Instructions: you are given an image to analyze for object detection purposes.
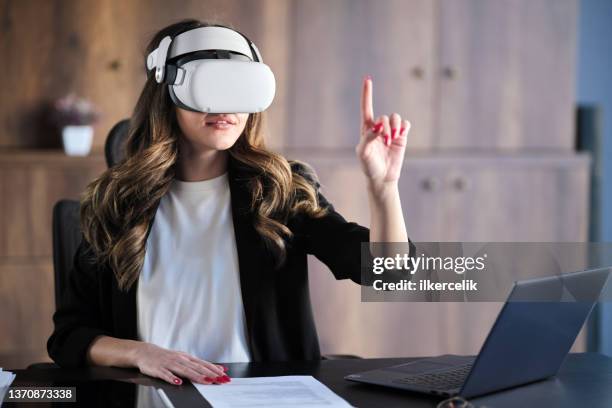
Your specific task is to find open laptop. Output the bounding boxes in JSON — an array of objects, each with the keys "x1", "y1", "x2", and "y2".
[{"x1": 345, "y1": 267, "x2": 611, "y2": 399}]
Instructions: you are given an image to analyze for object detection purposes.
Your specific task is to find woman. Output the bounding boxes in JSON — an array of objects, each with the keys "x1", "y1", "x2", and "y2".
[{"x1": 47, "y1": 19, "x2": 411, "y2": 387}]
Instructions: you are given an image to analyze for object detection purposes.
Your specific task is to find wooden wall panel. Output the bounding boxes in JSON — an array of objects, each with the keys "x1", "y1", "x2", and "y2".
[
  {"x1": 0, "y1": 152, "x2": 106, "y2": 258},
  {"x1": 0, "y1": 152, "x2": 106, "y2": 368},
  {"x1": 1, "y1": 168, "x2": 31, "y2": 257},
  {"x1": 0, "y1": 260, "x2": 54, "y2": 360}
]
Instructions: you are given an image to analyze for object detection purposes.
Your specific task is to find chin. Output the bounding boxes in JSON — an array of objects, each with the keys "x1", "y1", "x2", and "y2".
[{"x1": 211, "y1": 138, "x2": 239, "y2": 151}]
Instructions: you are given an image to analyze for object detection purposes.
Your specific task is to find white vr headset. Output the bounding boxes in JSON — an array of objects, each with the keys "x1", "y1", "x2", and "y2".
[{"x1": 146, "y1": 25, "x2": 276, "y2": 113}]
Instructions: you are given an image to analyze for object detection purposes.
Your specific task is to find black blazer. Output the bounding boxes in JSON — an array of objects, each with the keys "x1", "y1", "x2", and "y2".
[{"x1": 47, "y1": 157, "x2": 412, "y2": 367}]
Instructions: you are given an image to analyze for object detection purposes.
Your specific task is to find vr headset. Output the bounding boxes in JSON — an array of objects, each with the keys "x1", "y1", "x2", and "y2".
[{"x1": 146, "y1": 25, "x2": 276, "y2": 113}]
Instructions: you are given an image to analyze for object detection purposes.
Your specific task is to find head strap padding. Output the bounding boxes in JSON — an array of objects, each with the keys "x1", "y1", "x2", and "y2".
[{"x1": 146, "y1": 26, "x2": 260, "y2": 83}]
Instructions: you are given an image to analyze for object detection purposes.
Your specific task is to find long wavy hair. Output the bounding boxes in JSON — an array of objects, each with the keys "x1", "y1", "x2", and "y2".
[{"x1": 80, "y1": 19, "x2": 327, "y2": 291}]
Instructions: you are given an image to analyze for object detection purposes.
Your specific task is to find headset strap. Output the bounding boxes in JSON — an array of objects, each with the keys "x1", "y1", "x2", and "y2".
[{"x1": 146, "y1": 26, "x2": 261, "y2": 83}]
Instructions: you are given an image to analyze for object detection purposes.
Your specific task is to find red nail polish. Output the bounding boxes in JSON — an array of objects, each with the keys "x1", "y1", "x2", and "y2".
[
  {"x1": 204, "y1": 377, "x2": 214, "y2": 382},
  {"x1": 222, "y1": 375, "x2": 231, "y2": 381},
  {"x1": 400, "y1": 127, "x2": 406, "y2": 134},
  {"x1": 372, "y1": 123, "x2": 383, "y2": 132},
  {"x1": 174, "y1": 378, "x2": 181, "y2": 385},
  {"x1": 223, "y1": 366, "x2": 228, "y2": 371},
  {"x1": 391, "y1": 128, "x2": 397, "y2": 139}
]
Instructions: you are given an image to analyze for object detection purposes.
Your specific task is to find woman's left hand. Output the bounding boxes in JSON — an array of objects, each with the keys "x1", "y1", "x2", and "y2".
[{"x1": 355, "y1": 76, "x2": 410, "y2": 192}]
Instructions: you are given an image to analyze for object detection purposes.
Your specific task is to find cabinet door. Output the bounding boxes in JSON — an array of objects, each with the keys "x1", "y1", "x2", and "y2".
[
  {"x1": 440, "y1": 155, "x2": 589, "y2": 241},
  {"x1": 287, "y1": 0, "x2": 435, "y2": 150},
  {"x1": 436, "y1": 0, "x2": 577, "y2": 150},
  {"x1": 401, "y1": 160, "x2": 450, "y2": 240}
]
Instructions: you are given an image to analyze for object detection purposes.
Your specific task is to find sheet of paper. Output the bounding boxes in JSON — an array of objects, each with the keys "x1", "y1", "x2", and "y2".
[
  {"x1": 193, "y1": 376, "x2": 354, "y2": 408},
  {"x1": 0, "y1": 368, "x2": 17, "y2": 404}
]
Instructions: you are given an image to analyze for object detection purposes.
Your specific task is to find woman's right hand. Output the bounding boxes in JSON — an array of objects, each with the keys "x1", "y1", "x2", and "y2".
[{"x1": 133, "y1": 342, "x2": 230, "y2": 385}]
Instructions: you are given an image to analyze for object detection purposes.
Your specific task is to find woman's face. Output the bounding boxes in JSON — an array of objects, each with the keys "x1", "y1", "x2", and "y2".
[{"x1": 175, "y1": 107, "x2": 249, "y2": 151}]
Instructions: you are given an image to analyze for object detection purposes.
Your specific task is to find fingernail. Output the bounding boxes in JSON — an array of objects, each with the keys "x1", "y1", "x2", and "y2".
[
  {"x1": 174, "y1": 378, "x2": 182, "y2": 385},
  {"x1": 204, "y1": 376, "x2": 214, "y2": 382},
  {"x1": 400, "y1": 127, "x2": 405, "y2": 134},
  {"x1": 223, "y1": 366, "x2": 229, "y2": 372},
  {"x1": 391, "y1": 128, "x2": 397, "y2": 139},
  {"x1": 215, "y1": 376, "x2": 224, "y2": 383},
  {"x1": 371, "y1": 123, "x2": 382, "y2": 132},
  {"x1": 364, "y1": 74, "x2": 372, "y2": 81},
  {"x1": 223, "y1": 375, "x2": 231, "y2": 381}
]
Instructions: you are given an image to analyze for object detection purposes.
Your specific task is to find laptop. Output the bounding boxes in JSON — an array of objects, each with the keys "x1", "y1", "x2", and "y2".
[{"x1": 345, "y1": 267, "x2": 611, "y2": 399}]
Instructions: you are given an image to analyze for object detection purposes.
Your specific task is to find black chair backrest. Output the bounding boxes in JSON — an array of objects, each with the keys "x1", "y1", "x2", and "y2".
[
  {"x1": 52, "y1": 199, "x2": 82, "y2": 309},
  {"x1": 52, "y1": 119, "x2": 129, "y2": 307},
  {"x1": 104, "y1": 119, "x2": 130, "y2": 167}
]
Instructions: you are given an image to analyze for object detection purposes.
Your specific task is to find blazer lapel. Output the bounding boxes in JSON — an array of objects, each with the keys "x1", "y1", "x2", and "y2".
[
  {"x1": 227, "y1": 156, "x2": 270, "y2": 361},
  {"x1": 112, "y1": 273, "x2": 138, "y2": 340}
]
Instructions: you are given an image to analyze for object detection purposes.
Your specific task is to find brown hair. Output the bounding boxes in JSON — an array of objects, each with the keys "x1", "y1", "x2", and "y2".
[{"x1": 80, "y1": 19, "x2": 327, "y2": 291}]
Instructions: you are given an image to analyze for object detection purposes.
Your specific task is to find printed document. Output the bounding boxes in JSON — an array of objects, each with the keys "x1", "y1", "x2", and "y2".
[{"x1": 193, "y1": 376, "x2": 353, "y2": 407}]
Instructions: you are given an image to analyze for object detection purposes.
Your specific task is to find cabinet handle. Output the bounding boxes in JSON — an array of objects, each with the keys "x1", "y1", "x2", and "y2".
[
  {"x1": 411, "y1": 66, "x2": 424, "y2": 79},
  {"x1": 442, "y1": 66, "x2": 457, "y2": 79},
  {"x1": 451, "y1": 176, "x2": 469, "y2": 191},
  {"x1": 420, "y1": 177, "x2": 439, "y2": 192}
]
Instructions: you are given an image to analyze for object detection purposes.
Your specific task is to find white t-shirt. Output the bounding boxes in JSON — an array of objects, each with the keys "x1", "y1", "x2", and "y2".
[{"x1": 136, "y1": 172, "x2": 251, "y2": 363}]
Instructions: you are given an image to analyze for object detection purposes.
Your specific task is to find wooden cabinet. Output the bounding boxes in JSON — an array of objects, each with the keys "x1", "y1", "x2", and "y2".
[
  {"x1": 286, "y1": 0, "x2": 584, "y2": 359},
  {"x1": 300, "y1": 153, "x2": 589, "y2": 242},
  {"x1": 286, "y1": 0, "x2": 577, "y2": 151},
  {"x1": 293, "y1": 153, "x2": 590, "y2": 357}
]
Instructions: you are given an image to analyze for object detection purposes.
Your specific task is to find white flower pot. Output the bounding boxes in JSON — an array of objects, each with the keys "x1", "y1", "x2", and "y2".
[{"x1": 62, "y1": 125, "x2": 93, "y2": 156}]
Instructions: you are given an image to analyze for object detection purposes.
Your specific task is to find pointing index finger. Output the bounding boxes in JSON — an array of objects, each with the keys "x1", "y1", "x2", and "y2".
[{"x1": 361, "y1": 75, "x2": 374, "y2": 126}]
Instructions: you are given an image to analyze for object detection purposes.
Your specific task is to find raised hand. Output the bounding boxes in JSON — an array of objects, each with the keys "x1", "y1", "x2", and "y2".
[{"x1": 355, "y1": 75, "x2": 410, "y2": 189}]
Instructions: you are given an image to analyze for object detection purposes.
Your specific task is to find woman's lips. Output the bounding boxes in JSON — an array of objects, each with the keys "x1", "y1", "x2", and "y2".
[{"x1": 205, "y1": 120, "x2": 235, "y2": 130}]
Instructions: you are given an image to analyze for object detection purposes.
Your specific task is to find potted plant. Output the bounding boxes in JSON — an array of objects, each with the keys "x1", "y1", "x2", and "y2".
[{"x1": 51, "y1": 94, "x2": 101, "y2": 156}]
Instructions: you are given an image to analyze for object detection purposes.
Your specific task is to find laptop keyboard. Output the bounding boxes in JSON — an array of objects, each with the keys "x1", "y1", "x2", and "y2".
[{"x1": 392, "y1": 363, "x2": 473, "y2": 391}]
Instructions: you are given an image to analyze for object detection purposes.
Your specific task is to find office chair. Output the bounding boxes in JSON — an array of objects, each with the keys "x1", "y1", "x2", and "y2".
[
  {"x1": 51, "y1": 200, "x2": 82, "y2": 310},
  {"x1": 104, "y1": 118, "x2": 130, "y2": 167}
]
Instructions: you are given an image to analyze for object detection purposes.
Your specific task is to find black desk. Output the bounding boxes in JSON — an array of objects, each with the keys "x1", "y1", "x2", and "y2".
[{"x1": 7, "y1": 353, "x2": 612, "y2": 407}]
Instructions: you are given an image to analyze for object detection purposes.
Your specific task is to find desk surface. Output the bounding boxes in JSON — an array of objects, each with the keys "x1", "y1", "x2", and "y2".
[{"x1": 8, "y1": 353, "x2": 612, "y2": 407}]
